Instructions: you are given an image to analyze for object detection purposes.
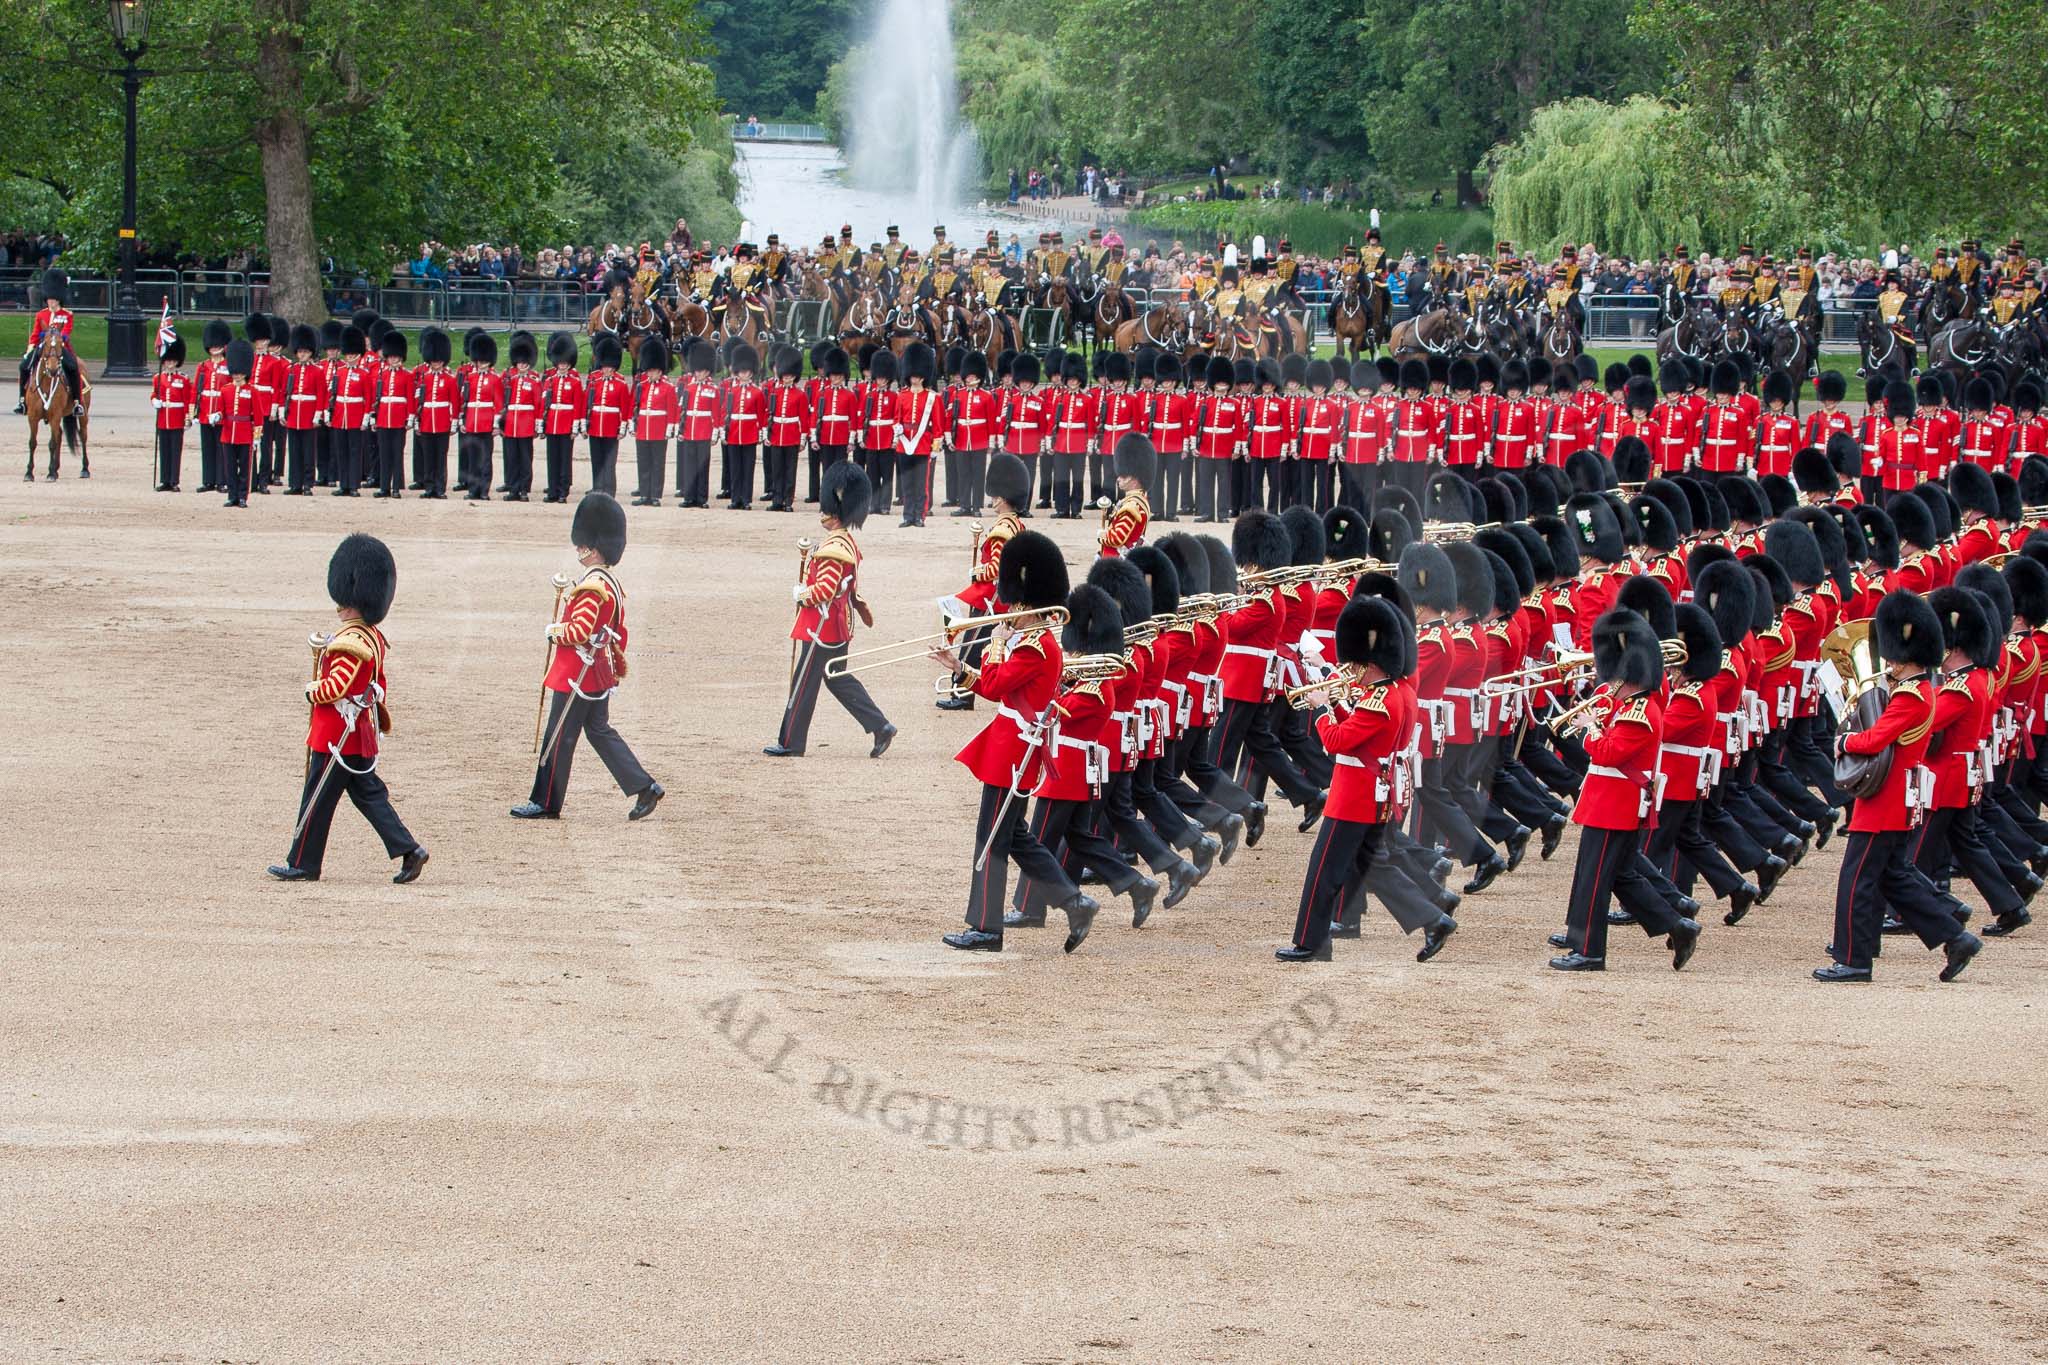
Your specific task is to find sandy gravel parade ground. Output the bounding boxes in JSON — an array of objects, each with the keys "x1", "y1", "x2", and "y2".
[{"x1": 4, "y1": 385, "x2": 2046, "y2": 1362}]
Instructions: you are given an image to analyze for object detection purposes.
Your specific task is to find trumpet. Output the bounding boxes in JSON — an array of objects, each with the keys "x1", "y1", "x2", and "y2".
[
  {"x1": 1422, "y1": 520, "x2": 1497, "y2": 543},
  {"x1": 933, "y1": 648, "x2": 1124, "y2": 699},
  {"x1": 826, "y1": 605, "x2": 1069, "y2": 678}
]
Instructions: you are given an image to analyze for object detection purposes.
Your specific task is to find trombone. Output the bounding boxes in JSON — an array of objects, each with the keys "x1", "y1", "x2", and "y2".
[
  {"x1": 826, "y1": 605, "x2": 1069, "y2": 678},
  {"x1": 1485, "y1": 649, "x2": 1594, "y2": 696}
]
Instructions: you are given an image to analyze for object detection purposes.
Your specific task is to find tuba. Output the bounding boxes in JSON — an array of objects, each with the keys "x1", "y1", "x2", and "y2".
[{"x1": 1824, "y1": 619, "x2": 1892, "y2": 799}]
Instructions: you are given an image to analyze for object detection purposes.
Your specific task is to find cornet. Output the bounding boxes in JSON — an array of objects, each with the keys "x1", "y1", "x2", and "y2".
[
  {"x1": 1284, "y1": 665, "x2": 1364, "y2": 709},
  {"x1": 825, "y1": 605, "x2": 1069, "y2": 678},
  {"x1": 933, "y1": 648, "x2": 1124, "y2": 700}
]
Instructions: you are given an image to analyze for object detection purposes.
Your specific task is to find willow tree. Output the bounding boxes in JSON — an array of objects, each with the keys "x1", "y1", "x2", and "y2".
[
  {"x1": 957, "y1": 30, "x2": 1073, "y2": 190},
  {"x1": 0, "y1": 0, "x2": 718, "y2": 317}
]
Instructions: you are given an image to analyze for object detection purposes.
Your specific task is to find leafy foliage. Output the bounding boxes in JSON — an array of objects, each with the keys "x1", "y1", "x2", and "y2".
[
  {"x1": 1052, "y1": 0, "x2": 1260, "y2": 169},
  {"x1": 699, "y1": 0, "x2": 855, "y2": 120}
]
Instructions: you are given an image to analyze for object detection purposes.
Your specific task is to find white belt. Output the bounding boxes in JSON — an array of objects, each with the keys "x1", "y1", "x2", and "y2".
[
  {"x1": 1224, "y1": 645, "x2": 1275, "y2": 660},
  {"x1": 1332, "y1": 753, "x2": 1369, "y2": 769},
  {"x1": 995, "y1": 702, "x2": 1046, "y2": 745},
  {"x1": 1662, "y1": 744, "x2": 1718, "y2": 759},
  {"x1": 1588, "y1": 764, "x2": 1648, "y2": 784},
  {"x1": 593, "y1": 405, "x2": 621, "y2": 414},
  {"x1": 423, "y1": 400, "x2": 452, "y2": 410},
  {"x1": 1254, "y1": 425, "x2": 1284, "y2": 433}
]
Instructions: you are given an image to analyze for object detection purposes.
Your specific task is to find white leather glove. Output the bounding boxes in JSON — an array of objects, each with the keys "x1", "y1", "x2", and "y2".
[
  {"x1": 790, "y1": 583, "x2": 810, "y2": 603},
  {"x1": 545, "y1": 622, "x2": 567, "y2": 642}
]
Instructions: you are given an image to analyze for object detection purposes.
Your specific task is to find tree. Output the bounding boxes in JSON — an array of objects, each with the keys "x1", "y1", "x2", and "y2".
[
  {"x1": 1252, "y1": 0, "x2": 1375, "y2": 178},
  {"x1": 1053, "y1": 0, "x2": 1260, "y2": 171},
  {"x1": 1358, "y1": 0, "x2": 1655, "y2": 205},
  {"x1": 956, "y1": 30, "x2": 1073, "y2": 190},
  {"x1": 698, "y1": 0, "x2": 854, "y2": 120},
  {"x1": 1635, "y1": 0, "x2": 2048, "y2": 236},
  {"x1": 0, "y1": 0, "x2": 720, "y2": 317}
]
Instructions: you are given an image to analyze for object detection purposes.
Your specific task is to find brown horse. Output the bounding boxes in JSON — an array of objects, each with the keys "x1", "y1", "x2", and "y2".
[
  {"x1": 23, "y1": 328, "x2": 89, "y2": 481},
  {"x1": 668, "y1": 300, "x2": 712, "y2": 349},
  {"x1": 963, "y1": 295, "x2": 1022, "y2": 363},
  {"x1": 1093, "y1": 280, "x2": 1135, "y2": 350},
  {"x1": 1113, "y1": 304, "x2": 1187, "y2": 354},
  {"x1": 1387, "y1": 307, "x2": 1470, "y2": 360},
  {"x1": 1326, "y1": 274, "x2": 1389, "y2": 360},
  {"x1": 719, "y1": 287, "x2": 769, "y2": 358},
  {"x1": 587, "y1": 279, "x2": 661, "y2": 348}
]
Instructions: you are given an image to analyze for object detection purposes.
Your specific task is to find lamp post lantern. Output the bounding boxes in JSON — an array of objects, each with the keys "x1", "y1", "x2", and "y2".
[{"x1": 101, "y1": 0, "x2": 153, "y2": 379}]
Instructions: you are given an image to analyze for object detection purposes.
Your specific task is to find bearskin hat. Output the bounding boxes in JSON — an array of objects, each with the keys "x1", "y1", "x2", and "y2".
[
  {"x1": 1617, "y1": 574, "x2": 1676, "y2": 639},
  {"x1": 1672, "y1": 604, "x2": 1723, "y2": 682},
  {"x1": 902, "y1": 341, "x2": 939, "y2": 383},
  {"x1": 1439, "y1": 357, "x2": 1472, "y2": 394},
  {"x1": 1004, "y1": 351, "x2": 1037, "y2": 386},
  {"x1": 1961, "y1": 376, "x2": 1993, "y2": 414},
  {"x1": 1279, "y1": 352, "x2": 1308, "y2": 389},
  {"x1": 1788, "y1": 507, "x2": 1850, "y2": 593},
  {"x1": 571, "y1": 491, "x2": 628, "y2": 565},
  {"x1": 1875, "y1": 589, "x2": 1944, "y2": 669},
  {"x1": 1305, "y1": 358, "x2": 1334, "y2": 391},
  {"x1": 1792, "y1": 446, "x2": 1838, "y2": 497},
  {"x1": 773, "y1": 345, "x2": 802, "y2": 380},
  {"x1": 1058, "y1": 350, "x2": 1090, "y2": 386},
  {"x1": 1593, "y1": 609, "x2": 1663, "y2": 687},
  {"x1": 501, "y1": 330, "x2": 534, "y2": 369},
  {"x1": 720, "y1": 340, "x2": 755, "y2": 377},
  {"x1": 1720, "y1": 477, "x2": 1767, "y2": 526},
  {"x1": 1424, "y1": 471, "x2": 1472, "y2": 524},
  {"x1": 810, "y1": 345, "x2": 844, "y2": 380},
  {"x1": 1061, "y1": 584, "x2": 1126, "y2": 657},
  {"x1": 158, "y1": 333, "x2": 186, "y2": 365},
  {"x1": 1199, "y1": 534, "x2": 1236, "y2": 595},
  {"x1": 1531, "y1": 514, "x2": 1580, "y2": 580},
  {"x1": 1444, "y1": 542, "x2": 1494, "y2": 617},
  {"x1": 985, "y1": 452, "x2": 1030, "y2": 510},
  {"x1": 1949, "y1": 460, "x2": 1999, "y2": 519},
  {"x1": 1127, "y1": 544, "x2": 1181, "y2": 616},
  {"x1": 327, "y1": 533, "x2": 397, "y2": 626},
  {"x1": 1202, "y1": 354, "x2": 1233, "y2": 389},
  {"x1": 1323, "y1": 504, "x2": 1369, "y2": 561},
  {"x1": 1603, "y1": 361, "x2": 1631, "y2": 394},
  {"x1": 1232, "y1": 509, "x2": 1293, "y2": 570},
  {"x1": 1398, "y1": 542, "x2": 1459, "y2": 613},
  {"x1": 1501, "y1": 359, "x2": 1530, "y2": 395},
  {"x1": 414, "y1": 327, "x2": 448, "y2": 367},
  {"x1": 1507, "y1": 522, "x2": 1554, "y2": 583},
  {"x1": 1277, "y1": 504, "x2": 1323, "y2": 567},
  {"x1": 1097, "y1": 350, "x2": 1131, "y2": 386},
  {"x1": 1000, "y1": 529, "x2": 1069, "y2": 610},
  {"x1": 543, "y1": 331, "x2": 577, "y2": 369},
  {"x1": 1351, "y1": 568, "x2": 1412, "y2": 624},
  {"x1": 1611, "y1": 437, "x2": 1651, "y2": 487},
  {"x1": 957, "y1": 350, "x2": 987, "y2": 384},
  {"x1": 1374, "y1": 485, "x2": 1423, "y2": 542},
  {"x1": 1885, "y1": 380, "x2": 1917, "y2": 422},
  {"x1": 1623, "y1": 374, "x2": 1658, "y2": 415},
  {"x1": 587, "y1": 333, "x2": 620, "y2": 372},
  {"x1": 242, "y1": 312, "x2": 270, "y2": 345},
  {"x1": 1156, "y1": 532, "x2": 1210, "y2": 596},
  {"x1": 1575, "y1": 354, "x2": 1600, "y2": 387},
  {"x1": 1475, "y1": 477, "x2": 1512, "y2": 527},
  {"x1": 1338, "y1": 595, "x2": 1409, "y2": 677},
  {"x1": 1853, "y1": 504, "x2": 1900, "y2": 570},
  {"x1": 1694, "y1": 560, "x2": 1755, "y2": 649},
  {"x1": 1887, "y1": 491, "x2": 1938, "y2": 552},
  {"x1": 1629, "y1": 494, "x2": 1678, "y2": 553},
  {"x1": 220, "y1": 338, "x2": 254, "y2": 379},
  {"x1": 1699, "y1": 478, "x2": 1732, "y2": 532},
  {"x1": 1426, "y1": 353, "x2": 1450, "y2": 387},
  {"x1": 1917, "y1": 481, "x2": 1958, "y2": 540},
  {"x1": 378, "y1": 330, "x2": 407, "y2": 364},
  {"x1": 1993, "y1": 470, "x2": 2022, "y2": 524},
  {"x1": 1152, "y1": 350, "x2": 1182, "y2": 385},
  {"x1": 1761, "y1": 370, "x2": 1793, "y2": 408},
  {"x1": 1475, "y1": 354, "x2": 1499, "y2": 391},
  {"x1": 1644, "y1": 478, "x2": 1694, "y2": 536},
  {"x1": 1566, "y1": 447, "x2": 1613, "y2": 494},
  {"x1": 1687, "y1": 540, "x2": 1735, "y2": 582},
  {"x1": 1517, "y1": 466, "x2": 1558, "y2": 518},
  {"x1": 865, "y1": 349, "x2": 896, "y2": 384},
  {"x1": 339, "y1": 324, "x2": 367, "y2": 359},
  {"x1": 637, "y1": 337, "x2": 670, "y2": 375},
  {"x1": 1113, "y1": 433, "x2": 1159, "y2": 489},
  {"x1": 674, "y1": 339, "x2": 710, "y2": 376},
  {"x1": 1373, "y1": 356, "x2": 1400, "y2": 390},
  {"x1": 1826, "y1": 503, "x2": 1868, "y2": 565},
  {"x1": 1864, "y1": 373, "x2": 1890, "y2": 408},
  {"x1": 1627, "y1": 352, "x2": 1654, "y2": 379},
  {"x1": 1757, "y1": 473, "x2": 1795, "y2": 518},
  {"x1": 1371, "y1": 508, "x2": 1415, "y2": 565},
  {"x1": 2003, "y1": 554, "x2": 2048, "y2": 628},
  {"x1": 317, "y1": 318, "x2": 344, "y2": 353},
  {"x1": 348, "y1": 307, "x2": 380, "y2": 335},
  {"x1": 1917, "y1": 374, "x2": 1946, "y2": 409},
  {"x1": 1956, "y1": 563, "x2": 2013, "y2": 639},
  {"x1": 2016, "y1": 381, "x2": 2044, "y2": 416},
  {"x1": 820, "y1": 460, "x2": 872, "y2": 529},
  {"x1": 1824, "y1": 432, "x2": 1860, "y2": 480},
  {"x1": 1817, "y1": 370, "x2": 1847, "y2": 404},
  {"x1": 1747, "y1": 559, "x2": 1789, "y2": 629},
  {"x1": 1762, "y1": 519, "x2": 1825, "y2": 588},
  {"x1": 1712, "y1": 359, "x2": 1741, "y2": 396},
  {"x1": 1930, "y1": 585, "x2": 1998, "y2": 668},
  {"x1": 1348, "y1": 358, "x2": 1377, "y2": 391},
  {"x1": 1086, "y1": 555, "x2": 1150, "y2": 626},
  {"x1": 1476, "y1": 531, "x2": 1533, "y2": 602},
  {"x1": 281, "y1": 322, "x2": 316, "y2": 358},
  {"x1": 1398, "y1": 358, "x2": 1429, "y2": 393},
  {"x1": 1565, "y1": 491, "x2": 1625, "y2": 564}
]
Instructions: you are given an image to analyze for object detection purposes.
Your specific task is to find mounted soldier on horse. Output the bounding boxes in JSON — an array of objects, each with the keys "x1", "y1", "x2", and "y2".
[{"x1": 18, "y1": 270, "x2": 91, "y2": 481}]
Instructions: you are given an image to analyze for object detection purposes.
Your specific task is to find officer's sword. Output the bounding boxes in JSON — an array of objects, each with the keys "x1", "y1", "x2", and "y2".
[
  {"x1": 538, "y1": 626, "x2": 613, "y2": 769},
  {"x1": 975, "y1": 704, "x2": 1053, "y2": 873}
]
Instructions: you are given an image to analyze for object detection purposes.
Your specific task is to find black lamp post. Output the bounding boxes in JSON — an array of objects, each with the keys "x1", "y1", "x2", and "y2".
[{"x1": 101, "y1": 0, "x2": 152, "y2": 379}]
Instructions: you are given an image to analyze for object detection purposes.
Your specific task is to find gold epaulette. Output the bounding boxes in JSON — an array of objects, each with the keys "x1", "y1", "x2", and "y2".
[
  {"x1": 1940, "y1": 674, "x2": 1975, "y2": 697},
  {"x1": 1011, "y1": 628, "x2": 1050, "y2": 657},
  {"x1": 1523, "y1": 591, "x2": 1545, "y2": 610},
  {"x1": 811, "y1": 529, "x2": 858, "y2": 565},
  {"x1": 986, "y1": 515, "x2": 1020, "y2": 544},
  {"x1": 1484, "y1": 622, "x2": 1509, "y2": 639},
  {"x1": 1672, "y1": 680, "x2": 1706, "y2": 700},
  {"x1": 575, "y1": 566, "x2": 617, "y2": 605},
  {"x1": 1617, "y1": 696, "x2": 1653, "y2": 727},
  {"x1": 325, "y1": 623, "x2": 379, "y2": 665},
  {"x1": 1451, "y1": 624, "x2": 1476, "y2": 643},
  {"x1": 1356, "y1": 683, "x2": 1390, "y2": 715}
]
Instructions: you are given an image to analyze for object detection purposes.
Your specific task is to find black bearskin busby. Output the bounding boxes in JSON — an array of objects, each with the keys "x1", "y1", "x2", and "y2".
[
  {"x1": 1593, "y1": 609, "x2": 1662, "y2": 687},
  {"x1": 1693, "y1": 560, "x2": 1755, "y2": 651},
  {"x1": 1617, "y1": 574, "x2": 1676, "y2": 640},
  {"x1": 1565, "y1": 491, "x2": 1625, "y2": 563},
  {"x1": 1127, "y1": 544, "x2": 1181, "y2": 617},
  {"x1": 1061, "y1": 585, "x2": 1126, "y2": 657},
  {"x1": 1674, "y1": 604, "x2": 1723, "y2": 682},
  {"x1": 1156, "y1": 532, "x2": 1210, "y2": 596},
  {"x1": 1323, "y1": 504, "x2": 1369, "y2": 561},
  {"x1": 327, "y1": 533, "x2": 397, "y2": 626},
  {"x1": 547, "y1": 331, "x2": 580, "y2": 369},
  {"x1": 1531, "y1": 514, "x2": 1580, "y2": 580},
  {"x1": 1087, "y1": 555, "x2": 1151, "y2": 627},
  {"x1": 572, "y1": 491, "x2": 628, "y2": 565},
  {"x1": 1949, "y1": 460, "x2": 1998, "y2": 519},
  {"x1": 1874, "y1": 589, "x2": 1943, "y2": 670},
  {"x1": 1444, "y1": 542, "x2": 1494, "y2": 618},
  {"x1": 420, "y1": 327, "x2": 452, "y2": 366},
  {"x1": 820, "y1": 460, "x2": 872, "y2": 529},
  {"x1": 1113, "y1": 433, "x2": 1158, "y2": 488},
  {"x1": 1281, "y1": 504, "x2": 1326, "y2": 567},
  {"x1": 1337, "y1": 595, "x2": 1408, "y2": 677},
  {"x1": 1793, "y1": 446, "x2": 1838, "y2": 497},
  {"x1": 1397, "y1": 542, "x2": 1458, "y2": 614},
  {"x1": 1001, "y1": 529, "x2": 1069, "y2": 610},
  {"x1": 1232, "y1": 509, "x2": 1293, "y2": 570},
  {"x1": 1928, "y1": 586, "x2": 1997, "y2": 668},
  {"x1": 1199, "y1": 534, "x2": 1236, "y2": 595},
  {"x1": 1762, "y1": 519, "x2": 1825, "y2": 588},
  {"x1": 1955, "y1": 563, "x2": 2013, "y2": 641},
  {"x1": 2003, "y1": 554, "x2": 2048, "y2": 628},
  {"x1": 986, "y1": 452, "x2": 1030, "y2": 510},
  {"x1": 1854, "y1": 504, "x2": 1900, "y2": 570}
]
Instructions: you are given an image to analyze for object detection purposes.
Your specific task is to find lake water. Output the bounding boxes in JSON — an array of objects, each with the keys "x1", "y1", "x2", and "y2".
[{"x1": 733, "y1": 141, "x2": 1068, "y2": 250}]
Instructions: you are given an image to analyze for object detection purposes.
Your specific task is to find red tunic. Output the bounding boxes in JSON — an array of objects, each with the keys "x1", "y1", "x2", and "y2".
[
  {"x1": 895, "y1": 387, "x2": 948, "y2": 455},
  {"x1": 1754, "y1": 413, "x2": 1800, "y2": 478},
  {"x1": 1491, "y1": 396, "x2": 1541, "y2": 469},
  {"x1": 1296, "y1": 394, "x2": 1343, "y2": 462},
  {"x1": 793, "y1": 530, "x2": 861, "y2": 645},
  {"x1": 1246, "y1": 394, "x2": 1294, "y2": 460},
  {"x1": 1389, "y1": 397, "x2": 1441, "y2": 464},
  {"x1": 634, "y1": 376, "x2": 680, "y2": 441},
  {"x1": 808, "y1": 380, "x2": 855, "y2": 448},
  {"x1": 1877, "y1": 425, "x2": 1924, "y2": 493},
  {"x1": 1342, "y1": 395, "x2": 1389, "y2": 466},
  {"x1": 1695, "y1": 402, "x2": 1751, "y2": 474},
  {"x1": 859, "y1": 384, "x2": 897, "y2": 451},
  {"x1": 677, "y1": 376, "x2": 725, "y2": 442},
  {"x1": 1597, "y1": 410, "x2": 1657, "y2": 458},
  {"x1": 197, "y1": 357, "x2": 227, "y2": 426},
  {"x1": 1915, "y1": 408, "x2": 1961, "y2": 479},
  {"x1": 1441, "y1": 622, "x2": 1486, "y2": 745},
  {"x1": 1219, "y1": 587, "x2": 1284, "y2": 702},
  {"x1": 152, "y1": 369, "x2": 196, "y2": 429},
  {"x1": 764, "y1": 380, "x2": 811, "y2": 447},
  {"x1": 252, "y1": 349, "x2": 287, "y2": 423},
  {"x1": 1544, "y1": 397, "x2": 1586, "y2": 465},
  {"x1": 1096, "y1": 388, "x2": 1142, "y2": 456},
  {"x1": 1803, "y1": 406, "x2": 1854, "y2": 451},
  {"x1": 1927, "y1": 668, "x2": 1995, "y2": 809},
  {"x1": 413, "y1": 368, "x2": 458, "y2": 434},
  {"x1": 1050, "y1": 388, "x2": 1097, "y2": 455},
  {"x1": 1842, "y1": 677, "x2": 1937, "y2": 831},
  {"x1": 540, "y1": 369, "x2": 585, "y2": 436},
  {"x1": 545, "y1": 569, "x2": 626, "y2": 696},
  {"x1": 218, "y1": 377, "x2": 259, "y2": 444},
  {"x1": 1960, "y1": 417, "x2": 2009, "y2": 472},
  {"x1": 1441, "y1": 399, "x2": 1488, "y2": 468},
  {"x1": 1150, "y1": 389, "x2": 1191, "y2": 455},
  {"x1": 1001, "y1": 387, "x2": 1052, "y2": 455},
  {"x1": 1414, "y1": 622, "x2": 1453, "y2": 758},
  {"x1": 501, "y1": 369, "x2": 543, "y2": 439},
  {"x1": 306, "y1": 622, "x2": 390, "y2": 758},
  {"x1": 956, "y1": 628, "x2": 1063, "y2": 789},
  {"x1": 1574, "y1": 690, "x2": 1663, "y2": 830},
  {"x1": 1036, "y1": 682, "x2": 1116, "y2": 801},
  {"x1": 949, "y1": 384, "x2": 1000, "y2": 451},
  {"x1": 1194, "y1": 393, "x2": 1247, "y2": 459},
  {"x1": 461, "y1": 369, "x2": 505, "y2": 434},
  {"x1": 584, "y1": 372, "x2": 632, "y2": 440},
  {"x1": 1316, "y1": 680, "x2": 1408, "y2": 824}
]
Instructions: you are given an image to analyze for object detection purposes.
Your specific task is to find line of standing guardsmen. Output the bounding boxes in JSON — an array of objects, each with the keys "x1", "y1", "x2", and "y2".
[
  {"x1": 156, "y1": 306, "x2": 2047, "y2": 527},
  {"x1": 272, "y1": 416, "x2": 2045, "y2": 983}
]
